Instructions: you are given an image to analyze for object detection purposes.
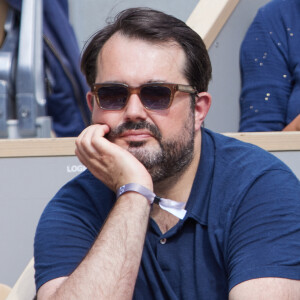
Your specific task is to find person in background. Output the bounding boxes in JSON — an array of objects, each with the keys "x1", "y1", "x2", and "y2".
[
  {"x1": 239, "y1": 0, "x2": 300, "y2": 132},
  {"x1": 34, "y1": 7, "x2": 300, "y2": 300},
  {"x1": 2, "y1": 0, "x2": 90, "y2": 136}
]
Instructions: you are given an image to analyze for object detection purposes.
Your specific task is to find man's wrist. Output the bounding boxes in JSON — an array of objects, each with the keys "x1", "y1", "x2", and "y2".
[
  {"x1": 116, "y1": 183, "x2": 155, "y2": 204},
  {"x1": 116, "y1": 183, "x2": 187, "y2": 220}
]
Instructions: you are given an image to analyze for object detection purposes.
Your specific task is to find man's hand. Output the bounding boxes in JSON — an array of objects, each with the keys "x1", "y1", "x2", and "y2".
[{"x1": 75, "y1": 124, "x2": 153, "y2": 192}]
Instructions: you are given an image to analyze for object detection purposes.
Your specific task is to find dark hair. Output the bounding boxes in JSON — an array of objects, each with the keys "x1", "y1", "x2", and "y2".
[{"x1": 81, "y1": 7, "x2": 212, "y2": 92}]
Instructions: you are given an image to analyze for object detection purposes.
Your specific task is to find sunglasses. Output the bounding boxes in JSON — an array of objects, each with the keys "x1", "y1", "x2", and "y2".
[{"x1": 91, "y1": 82, "x2": 198, "y2": 111}]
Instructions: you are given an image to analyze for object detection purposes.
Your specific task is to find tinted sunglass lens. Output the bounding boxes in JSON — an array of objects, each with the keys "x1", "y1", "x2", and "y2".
[
  {"x1": 141, "y1": 86, "x2": 171, "y2": 110},
  {"x1": 98, "y1": 86, "x2": 128, "y2": 110}
]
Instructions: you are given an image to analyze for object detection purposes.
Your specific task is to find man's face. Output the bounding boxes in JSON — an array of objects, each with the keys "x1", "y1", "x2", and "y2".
[{"x1": 87, "y1": 33, "x2": 200, "y2": 182}]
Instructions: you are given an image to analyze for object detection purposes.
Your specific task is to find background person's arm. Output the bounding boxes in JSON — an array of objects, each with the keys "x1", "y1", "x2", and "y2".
[
  {"x1": 37, "y1": 124, "x2": 153, "y2": 299},
  {"x1": 283, "y1": 114, "x2": 300, "y2": 131},
  {"x1": 239, "y1": 3, "x2": 295, "y2": 132}
]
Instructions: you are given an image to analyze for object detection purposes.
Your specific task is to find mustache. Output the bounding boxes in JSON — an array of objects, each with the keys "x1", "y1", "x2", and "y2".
[{"x1": 107, "y1": 121, "x2": 162, "y2": 141}]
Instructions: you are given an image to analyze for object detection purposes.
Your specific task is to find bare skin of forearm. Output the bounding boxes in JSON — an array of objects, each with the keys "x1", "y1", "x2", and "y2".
[
  {"x1": 49, "y1": 193, "x2": 151, "y2": 300},
  {"x1": 283, "y1": 114, "x2": 300, "y2": 131}
]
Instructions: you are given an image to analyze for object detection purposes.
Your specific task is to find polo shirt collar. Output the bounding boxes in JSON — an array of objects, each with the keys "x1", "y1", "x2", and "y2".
[{"x1": 185, "y1": 128, "x2": 215, "y2": 226}]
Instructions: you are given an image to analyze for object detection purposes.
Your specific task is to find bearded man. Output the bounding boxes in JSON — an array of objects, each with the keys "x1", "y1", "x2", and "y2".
[{"x1": 34, "y1": 8, "x2": 300, "y2": 300}]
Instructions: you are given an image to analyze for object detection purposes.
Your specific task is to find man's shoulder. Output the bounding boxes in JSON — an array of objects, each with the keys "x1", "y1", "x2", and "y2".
[
  {"x1": 42, "y1": 169, "x2": 115, "y2": 218},
  {"x1": 205, "y1": 128, "x2": 269, "y2": 156},
  {"x1": 203, "y1": 129, "x2": 295, "y2": 179},
  {"x1": 203, "y1": 130, "x2": 299, "y2": 214},
  {"x1": 201, "y1": 129, "x2": 299, "y2": 236},
  {"x1": 58, "y1": 168, "x2": 103, "y2": 194}
]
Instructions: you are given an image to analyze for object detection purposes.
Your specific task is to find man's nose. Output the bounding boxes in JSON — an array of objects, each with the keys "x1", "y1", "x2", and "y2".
[{"x1": 123, "y1": 93, "x2": 148, "y2": 121}]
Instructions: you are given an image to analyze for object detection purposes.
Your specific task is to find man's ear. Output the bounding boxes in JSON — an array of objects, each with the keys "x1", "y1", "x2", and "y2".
[
  {"x1": 86, "y1": 91, "x2": 94, "y2": 112},
  {"x1": 194, "y1": 92, "x2": 211, "y2": 131}
]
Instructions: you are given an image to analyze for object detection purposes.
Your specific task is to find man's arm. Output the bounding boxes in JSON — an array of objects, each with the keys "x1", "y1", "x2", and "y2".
[
  {"x1": 38, "y1": 192, "x2": 150, "y2": 299},
  {"x1": 229, "y1": 278, "x2": 300, "y2": 300},
  {"x1": 226, "y1": 167, "x2": 300, "y2": 298},
  {"x1": 37, "y1": 124, "x2": 153, "y2": 299}
]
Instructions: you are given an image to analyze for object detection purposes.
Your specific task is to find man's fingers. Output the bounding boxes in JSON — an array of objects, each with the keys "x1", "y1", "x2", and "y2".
[
  {"x1": 76, "y1": 124, "x2": 110, "y2": 147},
  {"x1": 76, "y1": 125, "x2": 110, "y2": 156},
  {"x1": 75, "y1": 124, "x2": 153, "y2": 191}
]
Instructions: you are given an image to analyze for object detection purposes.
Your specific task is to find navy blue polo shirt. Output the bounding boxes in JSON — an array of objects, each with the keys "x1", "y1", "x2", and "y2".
[{"x1": 34, "y1": 129, "x2": 300, "y2": 299}]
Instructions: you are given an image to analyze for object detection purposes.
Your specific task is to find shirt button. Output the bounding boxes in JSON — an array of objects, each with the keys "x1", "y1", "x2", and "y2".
[{"x1": 160, "y1": 238, "x2": 167, "y2": 245}]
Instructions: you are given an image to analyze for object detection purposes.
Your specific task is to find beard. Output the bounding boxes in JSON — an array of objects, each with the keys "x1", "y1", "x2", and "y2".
[{"x1": 107, "y1": 113, "x2": 195, "y2": 183}]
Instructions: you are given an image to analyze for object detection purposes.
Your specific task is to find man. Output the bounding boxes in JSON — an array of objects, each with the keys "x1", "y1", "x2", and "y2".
[{"x1": 34, "y1": 8, "x2": 300, "y2": 299}]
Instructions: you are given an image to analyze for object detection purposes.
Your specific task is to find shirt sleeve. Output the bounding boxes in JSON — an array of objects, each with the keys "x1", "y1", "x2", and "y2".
[
  {"x1": 239, "y1": 7, "x2": 292, "y2": 131},
  {"x1": 227, "y1": 169, "x2": 300, "y2": 290},
  {"x1": 34, "y1": 173, "x2": 113, "y2": 291}
]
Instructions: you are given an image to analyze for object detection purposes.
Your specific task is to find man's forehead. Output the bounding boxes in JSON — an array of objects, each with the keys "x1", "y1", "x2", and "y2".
[
  {"x1": 100, "y1": 32, "x2": 182, "y2": 56},
  {"x1": 95, "y1": 32, "x2": 187, "y2": 83}
]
